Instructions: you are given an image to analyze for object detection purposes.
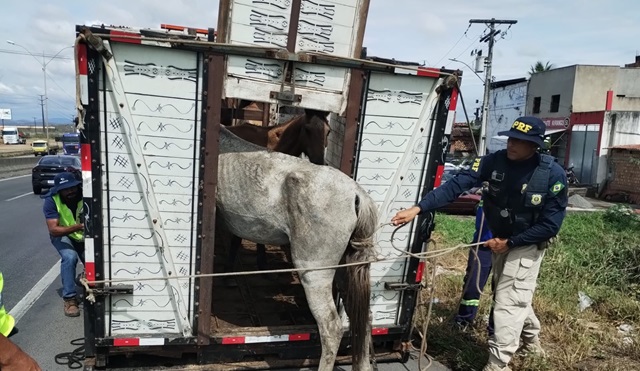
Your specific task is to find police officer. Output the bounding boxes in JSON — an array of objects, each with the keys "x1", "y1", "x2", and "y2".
[{"x1": 392, "y1": 117, "x2": 568, "y2": 371}]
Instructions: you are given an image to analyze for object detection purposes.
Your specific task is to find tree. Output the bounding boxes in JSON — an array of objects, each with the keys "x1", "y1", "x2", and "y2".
[{"x1": 528, "y1": 61, "x2": 555, "y2": 76}]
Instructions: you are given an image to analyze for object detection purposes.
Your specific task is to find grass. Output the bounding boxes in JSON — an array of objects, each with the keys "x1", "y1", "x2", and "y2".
[{"x1": 416, "y1": 210, "x2": 640, "y2": 371}]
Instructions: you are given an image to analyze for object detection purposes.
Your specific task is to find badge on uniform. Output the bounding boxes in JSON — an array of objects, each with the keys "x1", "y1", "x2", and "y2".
[
  {"x1": 550, "y1": 181, "x2": 565, "y2": 195},
  {"x1": 531, "y1": 194, "x2": 542, "y2": 205}
]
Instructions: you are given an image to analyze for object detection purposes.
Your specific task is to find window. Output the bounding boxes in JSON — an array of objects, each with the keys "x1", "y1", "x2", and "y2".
[
  {"x1": 533, "y1": 97, "x2": 541, "y2": 113},
  {"x1": 550, "y1": 94, "x2": 560, "y2": 113}
]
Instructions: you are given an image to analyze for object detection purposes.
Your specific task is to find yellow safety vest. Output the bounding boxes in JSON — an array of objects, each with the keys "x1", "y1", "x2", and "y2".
[
  {"x1": 53, "y1": 194, "x2": 84, "y2": 242},
  {"x1": 0, "y1": 272, "x2": 15, "y2": 337}
]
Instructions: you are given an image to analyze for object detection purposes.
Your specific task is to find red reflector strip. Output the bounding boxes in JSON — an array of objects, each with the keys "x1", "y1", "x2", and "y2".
[
  {"x1": 416, "y1": 261, "x2": 425, "y2": 283},
  {"x1": 449, "y1": 88, "x2": 459, "y2": 111},
  {"x1": 433, "y1": 165, "x2": 445, "y2": 188},
  {"x1": 417, "y1": 67, "x2": 440, "y2": 78},
  {"x1": 114, "y1": 338, "x2": 139, "y2": 347},
  {"x1": 289, "y1": 333, "x2": 310, "y2": 341},
  {"x1": 221, "y1": 333, "x2": 311, "y2": 344},
  {"x1": 77, "y1": 43, "x2": 88, "y2": 75},
  {"x1": 222, "y1": 337, "x2": 245, "y2": 344},
  {"x1": 372, "y1": 328, "x2": 389, "y2": 336},
  {"x1": 81, "y1": 144, "x2": 91, "y2": 171},
  {"x1": 111, "y1": 30, "x2": 142, "y2": 44},
  {"x1": 85, "y1": 262, "x2": 95, "y2": 282}
]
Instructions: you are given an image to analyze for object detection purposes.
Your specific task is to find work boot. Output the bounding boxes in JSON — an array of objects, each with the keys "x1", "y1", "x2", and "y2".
[
  {"x1": 520, "y1": 338, "x2": 546, "y2": 357},
  {"x1": 64, "y1": 297, "x2": 80, "y2": 317},
  {"x1": 482, "y1": 363, "x2": 512, "y2": 371}
]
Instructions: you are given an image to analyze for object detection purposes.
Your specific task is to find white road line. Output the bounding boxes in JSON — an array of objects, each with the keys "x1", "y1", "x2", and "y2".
[
  {"x1": 8, "y1": 261, "x2": 60, "y2": 324},
  {"x1": 0, "y1": 174, "x2": 30, "y2": 183},
  {"x1": 5, "y1": 192, "x2": 33, "y2": 202}
]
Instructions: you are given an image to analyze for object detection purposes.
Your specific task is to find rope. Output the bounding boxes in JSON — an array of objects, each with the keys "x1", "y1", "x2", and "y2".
[
  {"x1": 80, "y1": 222, "x2": 484, "y2": 303},
  {"x1": 54, "y1": 337, "x2": 85, "y2": 369}
]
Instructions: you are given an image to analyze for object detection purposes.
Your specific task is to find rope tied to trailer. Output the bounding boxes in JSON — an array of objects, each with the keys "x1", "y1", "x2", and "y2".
[{"x1": 79, "y1": 222, "x2": 486, "y2": 302}]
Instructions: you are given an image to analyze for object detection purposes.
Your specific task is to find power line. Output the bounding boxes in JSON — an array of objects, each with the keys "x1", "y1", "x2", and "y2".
[
  {"x1": 45, "y1": 71, "x2": 75, "y2": 100},
  {"x1": 0, "y1": 48, "x2": 73, "y2": 60},
  {"x1": 452, "y1": 36, "x2": 481, "y2": 61},
  {"x1": 433, "y1": 23, "x2": 472, "y2": 67}
]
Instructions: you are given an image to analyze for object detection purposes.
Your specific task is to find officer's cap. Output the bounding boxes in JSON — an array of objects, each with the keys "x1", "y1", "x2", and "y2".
[{"x1": 497, "y1": 116, "x2": 546, "y2": 147}]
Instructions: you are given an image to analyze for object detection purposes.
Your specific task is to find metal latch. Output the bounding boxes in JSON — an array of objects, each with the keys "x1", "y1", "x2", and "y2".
[
  {"x1": 270, "y1": 90, "x2": 302, "y2": 104},
  {"x1": 90, "y1": 284, "x2": 134, "y2": 297},
  {"x1": 384, "y1": 282, "x2": 424, "y2": 291}
]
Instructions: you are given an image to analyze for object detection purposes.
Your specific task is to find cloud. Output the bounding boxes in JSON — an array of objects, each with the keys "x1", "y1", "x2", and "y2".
[{"x1": 0, "y1": 82, "x2": 14, "y2": 95}]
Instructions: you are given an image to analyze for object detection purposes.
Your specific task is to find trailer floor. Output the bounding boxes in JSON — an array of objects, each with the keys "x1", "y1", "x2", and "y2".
[{"x1": 211, "y1": 241, "x2": 316, "y2": 332}]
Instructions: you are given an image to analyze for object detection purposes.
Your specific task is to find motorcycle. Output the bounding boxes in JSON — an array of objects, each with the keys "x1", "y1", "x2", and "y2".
[{"x1": 565, "y1": 164, "x2": 579, "y2": 185}]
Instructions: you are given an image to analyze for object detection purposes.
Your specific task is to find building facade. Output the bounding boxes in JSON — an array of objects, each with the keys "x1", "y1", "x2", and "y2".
[
  {"x1": 525, "y1": 64, "x2": 640, "y2": 187},
  {"x1": 487, "y1": 78, "x2": 527, "y2": 153}
]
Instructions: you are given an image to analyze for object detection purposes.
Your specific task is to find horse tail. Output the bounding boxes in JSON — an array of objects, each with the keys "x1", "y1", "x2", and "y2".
[{"x1": 343, "y1": 189, "x2": 377, "y2": 365}]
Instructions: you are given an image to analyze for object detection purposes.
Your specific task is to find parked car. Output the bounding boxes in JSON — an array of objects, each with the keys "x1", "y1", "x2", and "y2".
[
  {"x1": 31, "y1": 155, "x2": 81, "y2": 194},
  {"x1": 436, "y1": 169, "x2": 482, "y2": 215}
]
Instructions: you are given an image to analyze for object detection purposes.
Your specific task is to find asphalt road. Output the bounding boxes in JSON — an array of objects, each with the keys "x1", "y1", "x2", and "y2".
[{"x1": 1, "y1": 173, "x2": 450, "y2": 371}]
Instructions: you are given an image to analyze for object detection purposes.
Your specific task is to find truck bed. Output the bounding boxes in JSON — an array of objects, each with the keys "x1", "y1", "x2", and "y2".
[{"x1": 211, "y1": 241, "x2": 315, "y2": 333}]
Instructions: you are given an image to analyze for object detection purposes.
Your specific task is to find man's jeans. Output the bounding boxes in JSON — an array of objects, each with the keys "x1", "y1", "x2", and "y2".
[{"x1": 51, "y1": 236, "x2": 85, "y2": 299}]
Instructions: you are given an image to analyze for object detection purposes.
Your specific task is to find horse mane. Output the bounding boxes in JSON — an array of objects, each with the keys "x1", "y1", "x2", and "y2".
[{"x1": 219, "y1": 125, "x2": 268, "y2": 154}]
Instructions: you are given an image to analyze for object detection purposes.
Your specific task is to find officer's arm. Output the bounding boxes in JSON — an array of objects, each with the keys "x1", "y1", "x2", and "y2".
[
  {"x1": 417, "y1": 155, "x2": 489, "y2": 213},
  {"x1": 509, "y1": 168, "x2": 569, "y2": 247}
]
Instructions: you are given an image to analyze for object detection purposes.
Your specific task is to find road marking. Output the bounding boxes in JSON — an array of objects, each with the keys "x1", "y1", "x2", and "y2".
[
  {"x1": 5, "y1": 192, "x2": 33, "y2": 202},
  {"x1": 8, "y1": 261, "x2": 60, "y2": 324},
  {"x1": 0, "y1": 174, "x2": 30, "y2": 183}
]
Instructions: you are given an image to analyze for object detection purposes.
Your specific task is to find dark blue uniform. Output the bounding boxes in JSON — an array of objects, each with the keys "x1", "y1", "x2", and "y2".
[
  {"x1": 418, "y1": 150, "x2": 568, "y2": 247},
  {"x1": 454, "y1": 201, "x2": 493, "y2": 328}
]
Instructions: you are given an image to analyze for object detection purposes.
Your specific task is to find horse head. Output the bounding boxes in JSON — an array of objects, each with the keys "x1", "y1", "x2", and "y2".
[{"x1": 300, "y1": 109, "x2": 331, "y2": 165}]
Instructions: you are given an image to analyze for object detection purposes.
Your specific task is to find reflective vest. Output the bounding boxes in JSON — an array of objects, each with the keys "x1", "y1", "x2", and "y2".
[
  {"x1": 53, "y1": 194, "x2": 84, "y2": 242},
  {"x1": 482, "y1": 153, "x2": 554, "y2": 238},
  {"x1": 0, "y1": 272, "x2": 15, "y2": 337}
]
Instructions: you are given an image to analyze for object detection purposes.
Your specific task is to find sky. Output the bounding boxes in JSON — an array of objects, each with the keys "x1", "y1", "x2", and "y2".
[{"x1": 0, "y1": 0, "x2": 639, "y2": 122}]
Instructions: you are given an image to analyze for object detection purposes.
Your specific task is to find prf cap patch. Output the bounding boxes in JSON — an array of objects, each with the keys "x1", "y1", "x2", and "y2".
[{"x1": 550, "y1": 181, "x2": 565, "y2": 195}]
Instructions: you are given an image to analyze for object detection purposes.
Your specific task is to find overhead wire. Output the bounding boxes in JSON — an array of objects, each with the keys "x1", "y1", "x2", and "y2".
[{"x1": 433, "y1": 23, "x2": 472, "y2": 67}]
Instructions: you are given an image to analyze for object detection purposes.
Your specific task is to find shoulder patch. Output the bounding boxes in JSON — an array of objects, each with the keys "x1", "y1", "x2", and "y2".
[{"x1": 550, "y1": 181, "x2": 565, "y2": 195}]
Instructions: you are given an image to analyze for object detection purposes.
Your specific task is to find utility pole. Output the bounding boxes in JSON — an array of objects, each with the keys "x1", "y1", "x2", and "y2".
[
  {"x1": 39, "y1": 95, "x2": 47, "y2": 139},
  {"x1": 469, "y1": 18, "x2": 517, "y2": 155}
]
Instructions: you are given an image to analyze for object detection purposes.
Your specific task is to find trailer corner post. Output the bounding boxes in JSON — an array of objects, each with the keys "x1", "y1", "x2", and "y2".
[{"x1": 197, "y1": 52, "x2": 225, "y2": 346}]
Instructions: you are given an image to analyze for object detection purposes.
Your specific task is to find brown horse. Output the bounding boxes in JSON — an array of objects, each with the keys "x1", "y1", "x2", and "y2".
[
  {"x1": 224, "y1": 108, "x2": 331, "y2": 273},
  {"x1": 226, "y1": 108, "x2": 330, "y2": 165}
]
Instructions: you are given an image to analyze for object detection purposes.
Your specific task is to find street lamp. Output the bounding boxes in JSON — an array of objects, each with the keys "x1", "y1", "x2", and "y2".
[{"x1": 6, "y1": 40, "x2": 73, "y2": 148}]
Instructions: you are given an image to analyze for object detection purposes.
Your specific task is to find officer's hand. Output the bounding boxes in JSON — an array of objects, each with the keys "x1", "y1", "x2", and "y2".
[
  {"x1": 1, "y1": 343, "x2": 41, "y2": 371},
  {"x1": 391, "y1": 206, "x2": 421, "y2": 226},
  {"x1": 485, "y1": 238, "x2": 509, "y2": 254}
]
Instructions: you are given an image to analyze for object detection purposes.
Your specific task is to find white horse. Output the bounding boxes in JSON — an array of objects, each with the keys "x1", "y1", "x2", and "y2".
[{"x1": 216, "y1": 125, "x2": 378, "y2": 371}]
